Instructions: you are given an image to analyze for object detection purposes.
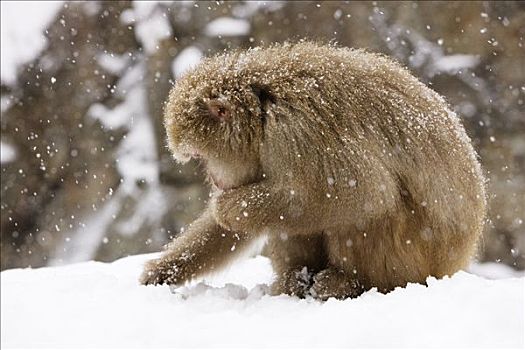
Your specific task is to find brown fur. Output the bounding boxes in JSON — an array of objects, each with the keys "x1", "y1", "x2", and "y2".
[{"x1": 140, "y1": 42, "x2": 486, "y2": 299}]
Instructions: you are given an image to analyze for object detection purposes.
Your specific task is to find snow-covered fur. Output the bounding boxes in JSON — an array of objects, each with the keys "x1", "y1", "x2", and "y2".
[{"x1": 140, "y1": 42, "x2": 487, "y2": 299}]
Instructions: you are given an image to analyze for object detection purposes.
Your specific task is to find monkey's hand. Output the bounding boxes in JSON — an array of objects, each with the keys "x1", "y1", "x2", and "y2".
[
  {"x1": 140, "y1": 210, "x2": 252, "y2": 286},
  {"x1": 140, "y1": 236, "x2": 204, "y2": 286},
  {"x1": 213, "y1": 182, "x2": 321, "y2": 235},
  {"x1": 140, "y1": 255, "x2": 189, "y2": 286}
]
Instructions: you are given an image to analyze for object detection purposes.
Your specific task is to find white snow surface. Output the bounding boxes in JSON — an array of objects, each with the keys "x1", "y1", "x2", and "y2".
[
  {"x1": 1, "y1": 254, "x2": 524, "y2": 348},
  {"x1": 0, "y1": 1, "x2": 63, "y2": 86}
]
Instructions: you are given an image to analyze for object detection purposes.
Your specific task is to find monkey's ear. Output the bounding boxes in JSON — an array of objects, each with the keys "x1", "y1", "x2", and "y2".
[{"x1": 206, "y1": 99, "x2": 230, "y2": 122}]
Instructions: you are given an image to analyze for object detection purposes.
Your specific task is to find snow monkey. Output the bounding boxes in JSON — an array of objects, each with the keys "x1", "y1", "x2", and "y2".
[{"x1": 140, "y1": 42, "x2": 486, "y2": 299}]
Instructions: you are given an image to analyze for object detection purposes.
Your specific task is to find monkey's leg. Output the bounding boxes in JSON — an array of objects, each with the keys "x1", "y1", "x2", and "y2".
[
  {"x1": 267, "y1": 234, "x2": 326, "y2": 297},
  {"x1": 140, "y1": 210, "x2": 252, "y2": 286},
  {"x1": 310, "y1": 267, "x2": 364, "y2": 300},
  {"x1": 213, "y1": 181, "x2": 325, "y2": 236}
]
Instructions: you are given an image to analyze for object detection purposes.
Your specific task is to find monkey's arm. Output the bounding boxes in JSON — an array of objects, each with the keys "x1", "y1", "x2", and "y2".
[
  {"x1": 140, "y1": 210, "x2": 252, "y2": 285},
  {"x1": 213, "y1": 181, "x2": 325, "y2": 236}
]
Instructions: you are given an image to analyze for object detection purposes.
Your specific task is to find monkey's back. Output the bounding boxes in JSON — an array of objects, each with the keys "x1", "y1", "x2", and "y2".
[
  {"x1": 243, "y1": 43, "x2": 486, "y2": 290},
  {"x1": 334, "y1": 46, "x2": 486, "y2": 288}
]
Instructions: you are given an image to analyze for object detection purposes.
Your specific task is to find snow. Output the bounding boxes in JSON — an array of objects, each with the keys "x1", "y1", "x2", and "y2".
[
  {"x1": 171, "y1": 46, "x2": 203, "y2": 78},
  {"x1": 0, "y1": 141, "x2": 16, "y2": 164},
  {"x1": 0, "y1": 96, "x2": 12, "y2": 113},
  {"x1": 122, "y1": 1, "x2": 172, "y2": 54},
  {"x1": 468, "y1": 261, "x2": 524, "y2": 279},
  {"x1": 111, "y1": 65, "x2": 159, "y2": 186},
  {"x1": 96, "y1": 52, "x2": 129, "y2": 75},
  {"x1": 433, "y1": 54, "x2": 480, "y2": 75},
  {"x1": 204, "y1": 17, "x2": 251, "y2": 37},
  {"x1": 87, "y1": 89, "x2": 137, "y2": 130},
  {"x1": 369, "y1": 11, "x2": 482, "y2": 81},
  {"x1": 56, "y1": 63, "x2": 160, "y2": 264},
  {"x1": 231, "y1": 1, "x2": 285, "y2": 18},
  {"x1": 2, "y1": 254, "x2": 523, "y2": 348},
  {"x1": 0, "y1": 1, "x2": 63, "y2": 86}
]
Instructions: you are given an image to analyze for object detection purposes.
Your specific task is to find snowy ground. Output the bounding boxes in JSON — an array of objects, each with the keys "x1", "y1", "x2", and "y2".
[{"x1": 1, "y1": 254, "x2": 524, "y2": 348}]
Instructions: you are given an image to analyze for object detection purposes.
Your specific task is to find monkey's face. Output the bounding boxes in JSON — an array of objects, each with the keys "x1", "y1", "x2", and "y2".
[{"x1": 164, "y1": 69, "x2": 274, "y2": 191}]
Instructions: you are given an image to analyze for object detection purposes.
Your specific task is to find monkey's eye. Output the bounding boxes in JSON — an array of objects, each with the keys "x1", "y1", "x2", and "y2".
[{"x1": 206, "y1": 100, "x2": 230, "y2": 122}]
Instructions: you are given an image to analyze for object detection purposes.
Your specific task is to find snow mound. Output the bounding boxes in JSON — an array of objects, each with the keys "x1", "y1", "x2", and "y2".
[{"x1": 1, "y1": 254, "x2": 523, "y2": 348}]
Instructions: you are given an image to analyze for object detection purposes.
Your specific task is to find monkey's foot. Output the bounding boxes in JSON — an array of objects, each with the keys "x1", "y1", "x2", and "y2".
[
  {"x1": 139, "y1": 258, "x2": 184, "y2": 286},
  {"x1": 271, "y1": 266, "x2": 314, "y2": 298},
  {"x1": 310, "y1": 267, "x2": 364, "y2": 300}
]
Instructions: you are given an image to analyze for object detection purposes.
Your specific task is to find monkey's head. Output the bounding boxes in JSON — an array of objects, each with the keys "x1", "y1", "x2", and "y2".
[{"x1": 164, "y1": 50, "x2": 279, "y2": 191}]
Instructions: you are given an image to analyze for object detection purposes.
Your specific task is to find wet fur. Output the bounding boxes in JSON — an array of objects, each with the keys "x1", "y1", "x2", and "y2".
[{"x1": 140, "y1": 42, "x2": 486, "y2": 299}]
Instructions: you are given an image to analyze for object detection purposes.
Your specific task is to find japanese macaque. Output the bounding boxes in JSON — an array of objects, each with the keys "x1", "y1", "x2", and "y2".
[{"x1": 140, "y1": 42, "x2": 486, "y2": 300}]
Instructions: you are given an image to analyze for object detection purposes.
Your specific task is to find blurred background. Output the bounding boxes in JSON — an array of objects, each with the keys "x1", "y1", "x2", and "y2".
[{"x1": 1, "y1": 1, "x2": 523, "y2": 271}]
